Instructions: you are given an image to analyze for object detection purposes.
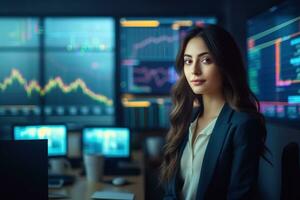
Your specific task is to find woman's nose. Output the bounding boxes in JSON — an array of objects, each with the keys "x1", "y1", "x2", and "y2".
[{"x1": 192, "y1": 61, "x2": 201, "y2": 75}]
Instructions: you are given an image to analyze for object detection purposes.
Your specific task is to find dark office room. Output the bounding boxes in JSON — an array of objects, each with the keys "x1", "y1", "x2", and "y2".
[{"x1": 0, "y1": 0, "x2": 299, "y2": 199}]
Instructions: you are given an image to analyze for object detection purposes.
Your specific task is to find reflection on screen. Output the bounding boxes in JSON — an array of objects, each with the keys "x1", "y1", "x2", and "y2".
[
  {"x1": 83, "y1": 128, "x2": 130, "y2": 158},
  {"x1": 14, "y1": 125, "x2": 67, "y2": 156}
]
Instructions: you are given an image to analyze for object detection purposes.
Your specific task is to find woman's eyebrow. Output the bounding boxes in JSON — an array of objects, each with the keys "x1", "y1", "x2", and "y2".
[{"x1": 184, "y1": 52, "x2": 209, "y2": 58}]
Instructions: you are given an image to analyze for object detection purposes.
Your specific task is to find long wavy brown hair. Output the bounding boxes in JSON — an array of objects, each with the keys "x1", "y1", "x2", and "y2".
[{"x1": 160, "y1": 25, "x2": 266, "y2": 183}]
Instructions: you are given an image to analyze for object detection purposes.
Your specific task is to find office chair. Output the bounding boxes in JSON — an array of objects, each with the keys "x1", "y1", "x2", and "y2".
[{"x1": 281, "y1": 142, "x2": 300, "y2": 200}]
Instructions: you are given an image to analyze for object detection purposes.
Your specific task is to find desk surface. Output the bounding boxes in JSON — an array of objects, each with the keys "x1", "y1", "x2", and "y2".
[{"x1": 49, "y1": 151, "x2": 145, "y2": 200}]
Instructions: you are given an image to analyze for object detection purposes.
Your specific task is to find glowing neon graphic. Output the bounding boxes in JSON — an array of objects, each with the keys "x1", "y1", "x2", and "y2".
[
  {"x1": 121, "y1": 17, "x2": 217, "y2": 94},
  {"x1": 247, "y1": 2, "x2": 300, "y2": 119},
  {"x1": 134, "y1": 66, "x2": 178, "y2": 87},
  {"x1": 248, "y1": 16, "x2": 300, "y2": 87}
]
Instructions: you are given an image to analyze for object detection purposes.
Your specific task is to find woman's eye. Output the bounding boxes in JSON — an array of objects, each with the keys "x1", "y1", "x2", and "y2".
[
  {"x1": 184, "y1": 59, "x2": 192, "y2": 65},
  {"x1": 201, "y1": 57, "x2": 212, "y2": 64}
]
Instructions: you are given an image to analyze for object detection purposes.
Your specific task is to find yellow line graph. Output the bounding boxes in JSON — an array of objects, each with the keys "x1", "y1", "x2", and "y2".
[{"x1": 0, "y1": 69, "x2": 113, "y2": 106}]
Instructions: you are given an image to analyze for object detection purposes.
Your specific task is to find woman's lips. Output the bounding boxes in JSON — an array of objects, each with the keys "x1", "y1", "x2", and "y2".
[{"x1": 191, "y1": 79, "x2": 206, "y2": 85}]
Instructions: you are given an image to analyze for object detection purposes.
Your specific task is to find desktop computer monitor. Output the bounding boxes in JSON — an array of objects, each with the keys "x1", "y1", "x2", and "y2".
[
  {"x1": 247, "y1": 1, "x2": 300, "y2": 122},
  {"x1": 82, "y1": 127, "x2": 130, "y2": 159},
  {"x1": 120, "y1": 17, "x2": 217, "y2": 95},
  {"x1": 13, "y1": 125, "x2": 67, "y2": 157}
]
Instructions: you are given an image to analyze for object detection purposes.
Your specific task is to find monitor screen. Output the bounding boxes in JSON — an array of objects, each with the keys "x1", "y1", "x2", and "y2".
[
  {"x1": 14, "y1": 125, "x2": 67, "y2": 157},
  {"x1": 247, "y1": 1, "x2": 300, "y2": 120},
  {"x1": 0, "y1": 18, "x2": 41, "y2": 119},
  {"x1": 120, "y1": 17, "x2": 217, "y2": 94},
  {"x1": 43, "y1": 17, "x2": 115, "y2": 125},
  {"x1": 82, "y1": 127, "x2": 130, "y2": 158}
]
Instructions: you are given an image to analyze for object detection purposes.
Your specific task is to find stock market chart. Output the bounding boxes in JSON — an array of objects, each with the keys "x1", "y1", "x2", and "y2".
[
  {"x1": 247, "y1": 2, "x2": 300, "y2": 120},
  {"x1": 0, "y1": 17, "x2": 116, "y2": 125},
  {"x1": 44, "y1": 18, "x2": 115, "y2": 124},
  {"x1": 120, "y1": 17, "x2": 216, "y2": 94},
  {"x1": 0, "y1": 18, "x2": 41, "y2": 117}
]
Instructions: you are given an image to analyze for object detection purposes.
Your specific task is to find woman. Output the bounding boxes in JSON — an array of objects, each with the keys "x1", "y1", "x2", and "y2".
[{"x1": 160, "y1": 25, "x2": 266, "y2": 200}]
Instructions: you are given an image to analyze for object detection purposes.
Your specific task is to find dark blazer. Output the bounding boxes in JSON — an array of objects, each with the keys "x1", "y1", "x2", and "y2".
[{"x1": 163, "y1": 103, "x2": 265, "y2": 200}]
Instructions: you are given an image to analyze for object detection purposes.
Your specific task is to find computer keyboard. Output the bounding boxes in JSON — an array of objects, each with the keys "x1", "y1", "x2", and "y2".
[
  {"x1": 80, "y1": 166, "x2": 140, "y2": 176},
  {"x1": 48, "y1": 192, "x2": 69, "y2": 199},
  {"x1": 104, "y1": 165, "x2": 141, "y2": 176},
  {"x1": 104, "y1": 160, "x2": 141, "y2": 176},
  {"x1": 48, "y1": 174, "x2": 75, "y2": 185},
  {"x1": 48, "y1": 179, "x2": 64, "y2": 189}
]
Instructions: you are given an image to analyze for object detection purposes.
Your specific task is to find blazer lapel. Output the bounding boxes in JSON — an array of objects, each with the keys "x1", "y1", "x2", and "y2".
[
  {"x1": 172, "y1": 107, "x2": 202, "y2": 197},
  {"x1": 178, "y1": 106, "x2": 202, "y2": 158},
  {"x1": 196, "y1": 103, "x2": 233, "y2": 200}
]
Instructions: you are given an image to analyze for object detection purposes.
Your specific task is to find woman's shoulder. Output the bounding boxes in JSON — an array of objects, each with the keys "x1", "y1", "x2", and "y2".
[
  {"x1": 230, "y1": 109, "x2": 263, "y2": 127},
  {"x1": 229, "y1": 109, "x2": 266, "y2": 142}
]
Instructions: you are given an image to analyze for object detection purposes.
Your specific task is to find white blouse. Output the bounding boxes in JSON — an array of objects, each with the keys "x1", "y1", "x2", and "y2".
[{"x1": 180, "y1": 117, "x2": 218, "y2": 200}]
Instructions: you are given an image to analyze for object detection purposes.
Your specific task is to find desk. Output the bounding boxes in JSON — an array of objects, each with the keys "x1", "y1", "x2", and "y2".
[{"x1": 49, "y1": 151, "x2": 145, "y2": 200}]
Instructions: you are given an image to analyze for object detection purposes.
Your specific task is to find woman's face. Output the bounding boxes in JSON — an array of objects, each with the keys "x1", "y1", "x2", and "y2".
[{"x1": 183, "y1": 37, "x2": 223, "y2": 96}]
